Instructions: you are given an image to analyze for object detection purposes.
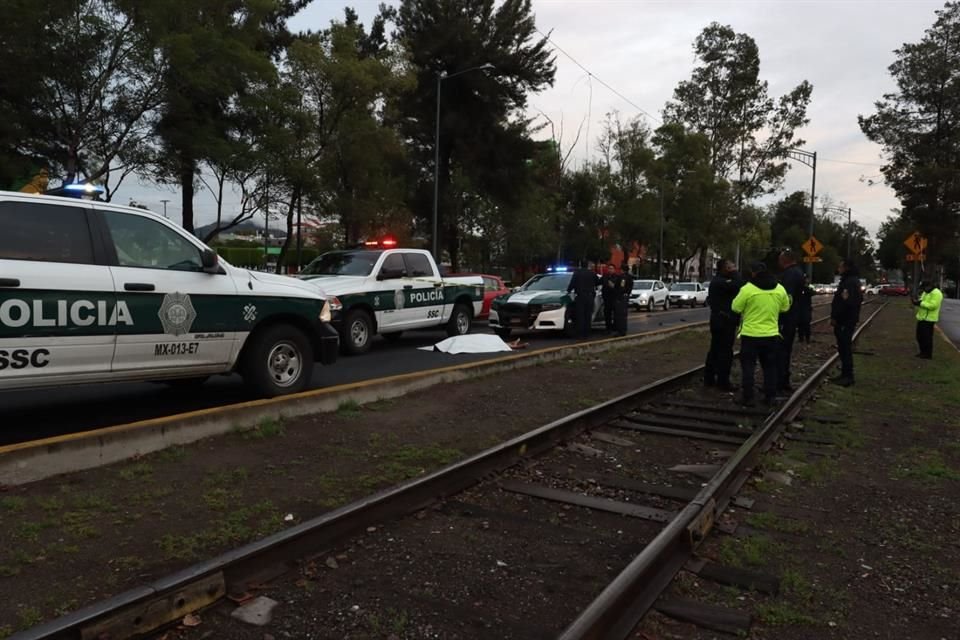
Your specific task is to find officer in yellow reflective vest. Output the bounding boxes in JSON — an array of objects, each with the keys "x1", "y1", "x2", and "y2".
[
  {"x1": 731, "y1": 262, "x2": 791, "y2": 407},
  {"x1": 911, "y1": 280, "x2": 943, "y2": 359}
]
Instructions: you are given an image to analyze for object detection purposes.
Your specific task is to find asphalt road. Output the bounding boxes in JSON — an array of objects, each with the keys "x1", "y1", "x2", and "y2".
[
  {"x1": 0, "y1": 306, "x2": 711, "y2": 445},
  {"x1": 938, "y1": 298, "x2": 960, "y2": 348}
]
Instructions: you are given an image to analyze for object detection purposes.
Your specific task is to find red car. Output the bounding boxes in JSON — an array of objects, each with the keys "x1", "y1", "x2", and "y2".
[
  {"x1": 879, "y1": 283, "x2": 909, "y2": 296},
  {"x1": 448, "y1": 273, "x2": 510, "y2": 319}
]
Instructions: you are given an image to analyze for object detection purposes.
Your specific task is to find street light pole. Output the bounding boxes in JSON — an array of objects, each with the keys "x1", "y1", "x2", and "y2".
[
  {"x1": 431, "y1": 63, "x2": 495, "y2": 261},
  {"x1": 160, "y1": 199, "x2": 169, "y2": 219},
  {"x1": 785, "y1": 148, "x2": 817, "y2": 278},
  {"x1": 822, "y1": 204, "x2": 854, "y2": 258},
  {"x1": 658, "y1": 186, "x2": 665, "y2": 281}
]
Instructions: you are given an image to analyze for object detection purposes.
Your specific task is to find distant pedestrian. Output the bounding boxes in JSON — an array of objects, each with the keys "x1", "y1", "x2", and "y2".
[
  {"x1": 567, "y1": 262, "x2": 600, "y2": 339},
  {"x1": 731, "y1": 261, "x2": 790, "y2": 407},
  {"x1": 777, "y1": 250, "x2": 805, "y2": 392},
  {"x1": 911, "y1": 280, "x2": 943, "y2": 359},
  {"x1": 614, "y1": 262, "x2": 633, "y2": 336},
  {"x1": 600, "y1": 263, "x2": 619, "y2": 333},
  {"x1": 704, "y1": 258, "x2": 743, "y2": 391},
  {"x1": 797, "y1": 275, "x2": 814, "y2": 343},
  {"x1": 830, "y1": 259, "x2": 863, "y2": 386}
]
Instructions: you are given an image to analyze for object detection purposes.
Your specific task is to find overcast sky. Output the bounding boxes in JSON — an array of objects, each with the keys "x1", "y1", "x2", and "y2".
[{"x1": 119, "y1": 0, "x2": 945, "y2": 239}]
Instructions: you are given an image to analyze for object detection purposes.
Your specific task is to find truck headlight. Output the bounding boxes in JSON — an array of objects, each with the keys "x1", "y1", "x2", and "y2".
[{"x1": 319, "y1": 300, "x2": 332, "y2": 322}]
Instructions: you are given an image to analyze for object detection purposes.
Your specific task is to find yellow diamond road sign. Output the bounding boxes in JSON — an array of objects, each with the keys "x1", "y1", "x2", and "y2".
[
  {"x1": 904, "y1": 232, "x2": 927, "y2": 255},
  {"x1": 803, "y1": 235, "x2": 823, "y2": 257}
]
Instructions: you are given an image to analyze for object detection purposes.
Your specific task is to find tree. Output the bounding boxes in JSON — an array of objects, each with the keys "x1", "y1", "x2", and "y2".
[
  {"x1": 663, "y1": 23, "x2": 812, "y2": 276},
  {"x1": 1, "y1": 0, "x2": 164, "y2": 196},
  {"x1": 859, "y1": 2, "x2": 960, "y2": 263},
  {"x1": 137, "y1": 0, "x2": 307, "y2": 232},
  {"x1": 393, "y1": 0, "x2": 556, "y2": 269}
]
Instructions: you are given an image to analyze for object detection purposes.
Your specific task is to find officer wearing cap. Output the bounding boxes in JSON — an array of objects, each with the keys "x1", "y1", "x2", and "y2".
[{"x1": 613, "y1": 262, "x2": 633, "y2": 336}]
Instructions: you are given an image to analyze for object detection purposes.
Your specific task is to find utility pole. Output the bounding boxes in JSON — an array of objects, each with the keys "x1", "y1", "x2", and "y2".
[
  {"x1": 160, "y1": 199, "x2": 169, "y2": 219},
  {"x1": 785, "y1": 148, "x2": 817, "y2": 278}
]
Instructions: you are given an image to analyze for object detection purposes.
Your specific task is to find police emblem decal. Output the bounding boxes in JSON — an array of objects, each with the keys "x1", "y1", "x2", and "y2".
[
  {"x1": 393, "y1": 288, "x2": 405, "y2": 310},
  {"x1": 243, "y1": 304, "x2": 257, "y2": 322},
  {"x1": 158, "y1": 292, "x2": 197, "y2": 336}
]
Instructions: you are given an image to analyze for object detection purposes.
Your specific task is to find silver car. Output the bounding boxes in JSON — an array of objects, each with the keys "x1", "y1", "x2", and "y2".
[
  {"x1": 668, "y1": 281, "x2": 709, "y2": 307},
  {"x1": 629, "y1": 279, "x2": 670, "y2": 311}
]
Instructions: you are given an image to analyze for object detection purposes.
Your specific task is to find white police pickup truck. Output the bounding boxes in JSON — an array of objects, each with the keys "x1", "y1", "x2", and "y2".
[
  {"x1": 298, "y1": 244, "x2": 483, "y2": 354},
  {"x1": 0, "y1": 191, "x2": 338, "y2": 397}
]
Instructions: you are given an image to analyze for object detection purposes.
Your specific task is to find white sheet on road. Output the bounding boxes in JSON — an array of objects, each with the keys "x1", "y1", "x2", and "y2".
[{"x1": 418, "y1": 334, "x2": 514, "y2": 354}]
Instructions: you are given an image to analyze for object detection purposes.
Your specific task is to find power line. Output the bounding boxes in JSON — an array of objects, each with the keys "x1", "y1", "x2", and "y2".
[
  {"x1": 536, "y1": 28, "x2": 661, "y2": 124},
  {"x1": 819, "y1": 157, "x2": 885, "y2": 168}
]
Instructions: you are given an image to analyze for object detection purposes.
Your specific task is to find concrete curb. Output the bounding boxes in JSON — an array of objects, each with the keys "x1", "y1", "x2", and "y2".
[
  {"x1": 935, "y1": 325, "x2": 960, "y2": 352},
  {"x1": 0, "y1": 321, "x2": 708, "y2": 486}
]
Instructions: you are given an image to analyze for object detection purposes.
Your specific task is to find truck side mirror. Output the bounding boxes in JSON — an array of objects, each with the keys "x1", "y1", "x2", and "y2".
[{"x1": 201, "y1": 249, "x2": 219, "y2": 274}]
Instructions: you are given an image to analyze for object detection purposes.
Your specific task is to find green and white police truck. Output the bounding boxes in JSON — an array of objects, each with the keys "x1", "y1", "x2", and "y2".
[
  {"x1": 298, "y1": 243, "x2": 483, "y2": 354},
  {"x1": 0, "y1": 191, "x2": 338, "y2": 397}
]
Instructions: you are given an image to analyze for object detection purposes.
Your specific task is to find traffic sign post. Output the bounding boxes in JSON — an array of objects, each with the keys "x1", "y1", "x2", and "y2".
[{"x1": 803, "y1": 235, "x2": 824, "y2": 257}]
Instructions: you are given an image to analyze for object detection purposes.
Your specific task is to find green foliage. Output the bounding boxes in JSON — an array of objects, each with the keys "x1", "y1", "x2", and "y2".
[{"x1": 859, "y1": 2, "x2": 960, "y2": 262}]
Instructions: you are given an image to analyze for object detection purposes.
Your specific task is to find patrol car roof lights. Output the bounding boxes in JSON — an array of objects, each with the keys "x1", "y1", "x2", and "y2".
[
  {"x1": 61, "y1": 182, "x2": 106, "y2": 200},
  {"x1": 362, "y1": 236, "x2": 399, "y2": 249},
  {"x1": 546, "y1": 265, "x2": 568, "y2": 273}
]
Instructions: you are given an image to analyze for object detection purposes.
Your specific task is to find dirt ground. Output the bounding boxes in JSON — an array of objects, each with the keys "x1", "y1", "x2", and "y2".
[
  {"x1": 0, "y1": 325, "x2": 725, "y2": 635},
  {"x1": 638, "y1": 301, "x2": 960, "y2": 640}
]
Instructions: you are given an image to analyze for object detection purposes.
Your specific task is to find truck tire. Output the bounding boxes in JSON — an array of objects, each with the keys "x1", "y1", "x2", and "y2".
[
  {"x1": 342, "y1": 309, "x2": 374, "y2": 355},
  {"x1": 241, "y1": 324, "x2": 313, "y2": 397},
  {"x1": 445, "y1": 303, "x2": 472, "y2": 337}
]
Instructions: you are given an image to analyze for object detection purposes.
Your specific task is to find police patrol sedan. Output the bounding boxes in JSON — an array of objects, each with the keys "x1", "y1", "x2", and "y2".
[
  {"x1": 0, "y1": 191, "x2": 338, "y2": 397},
  {"x1": 487, "y1": 270, "x2": 604, "y2": 338}
]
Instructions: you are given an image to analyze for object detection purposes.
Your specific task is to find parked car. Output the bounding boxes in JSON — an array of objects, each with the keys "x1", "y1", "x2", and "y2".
[
  {"x1": 488, "y1": 271, "x2": 604, "y2": 339},
  {"x1": 447, "y1": 273, "x2": 509, "y2": 319},
  {"x1": 813, "y1": 283, "x2": 836, "y2": 295},
  {"x1": 865, "y1": 284, "x2": 890, "y2": 296},
  {"x1": 629, "y1": 279, "x2": 670, "y2": 311},
  {"x1": 668, "y1": 281, "x2": 708, "y2": 307},
  {"x1": 879, "y1": 283, "x2": 909, "y2": 296}
]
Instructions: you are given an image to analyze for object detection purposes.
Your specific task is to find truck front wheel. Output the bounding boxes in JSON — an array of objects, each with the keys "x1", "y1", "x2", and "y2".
[
  {"x1": 446, "y1": 303, "x2": 472, "y2": 337},
  {"x1": 241, "y1": 324, "x2": 313, "y2": 397},
  {"x1": 342, "y1": 309, "x2": 374, "y2": 355}
]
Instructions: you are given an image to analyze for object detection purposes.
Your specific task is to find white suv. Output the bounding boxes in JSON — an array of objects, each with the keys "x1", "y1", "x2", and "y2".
[
  {"x1": 0, "y1": 191, "x2": 338, "y2": 397},
  {"x1": 629, "y1": 279, "x2": 670, "y2": 311}
]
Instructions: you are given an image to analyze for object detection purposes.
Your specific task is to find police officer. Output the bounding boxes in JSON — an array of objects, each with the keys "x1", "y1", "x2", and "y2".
[
  {"x1": 566, "y1": 262, "x2": 600, "y2": 338},
  {"x1": 732, "y1": 261, "x2": 791, "y2": 407},
  {"x1": 613, "y1": 262, "x2": 633, "y2": 336},
  {"x1": 600, "y1": 263, "x2": 619, "y2": 333},
  {"x1": 830, "y1": 259, "x2": 863, "y2": 386},
  {"x1": 704, "y1": 258, "x2": 743, "y2": 391},
  {"x1": 911, "y1": 280, "x2": 944, "y2": 359},
  {"x1": 777, "y1": 249, "x2": 805, "y2": 392}
]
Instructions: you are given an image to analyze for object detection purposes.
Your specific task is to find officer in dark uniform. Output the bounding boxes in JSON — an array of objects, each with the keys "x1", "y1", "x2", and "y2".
[
  {"x1": 830, "y1": 259, "x2": 863, "y2": 386},
  {"x1": 566, "y1": 262, "x2": 600, "y2": 338},
  {"x1": 797, "y1": 274, "x2": 814, "y2": 343},
  {"x1": 614, "y1": 262, "x2": 633, "y2": 336},
  {"x1": 600, "y1": 263, "x2": 619, "y2": 332},
  {"x1": 777, "y1": 249, "x2": 805, "y2": 392},
  {"x1": 704, "y1": 258, "x2": 743, "y2": 391}
]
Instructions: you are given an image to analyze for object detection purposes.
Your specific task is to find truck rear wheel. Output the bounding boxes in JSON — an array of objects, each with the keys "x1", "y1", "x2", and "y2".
[
  {"x1": 342, "y1": 309, "x2": 374, "y2": 355},
  {"x1": 445, "y1": 303, "x2": 472, "y2": 337},
  {"x1": 241, "y1": 324, "x2": 313, "y2": 397}
]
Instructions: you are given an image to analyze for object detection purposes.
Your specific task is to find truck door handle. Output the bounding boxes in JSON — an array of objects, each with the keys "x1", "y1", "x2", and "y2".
[
  {"x1": 403, "y1": 285, "x2": 413, "y2": 290},
  {"x1": 124, "y1": 282, "x2": 155, "y2": 292},
  {"x1": 0, "y1": 278, "x2": 20, "y2": 287}
]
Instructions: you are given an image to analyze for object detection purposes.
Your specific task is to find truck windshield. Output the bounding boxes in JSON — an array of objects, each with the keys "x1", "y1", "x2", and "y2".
[
  {"x1": 301, "y1": 251, "x2": 380, "y2": 276},
  {"x1": 523, "y1": 273, "x2": 572, "y2": 291}
]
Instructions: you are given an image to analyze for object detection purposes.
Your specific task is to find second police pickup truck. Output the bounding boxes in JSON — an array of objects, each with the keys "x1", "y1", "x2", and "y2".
[{"x1": 298, "y1": 242, "x2": 483, "y2": 354}]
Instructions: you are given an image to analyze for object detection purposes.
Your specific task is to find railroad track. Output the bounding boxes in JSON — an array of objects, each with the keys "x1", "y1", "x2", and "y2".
[{"x1": 11, "y1": 302, "x2": 878, "y2": 640}]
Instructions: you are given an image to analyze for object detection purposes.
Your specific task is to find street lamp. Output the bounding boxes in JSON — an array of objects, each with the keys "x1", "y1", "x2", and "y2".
[
  {"x1": 432, "y1": 63, "x2": 496, "y2": 261},
  {"x1": 785, "y1": 147, "x2": 818, "y2": 278},
  {"x1": 822, "y1": 205, "x2": 853, "y2": 258}
]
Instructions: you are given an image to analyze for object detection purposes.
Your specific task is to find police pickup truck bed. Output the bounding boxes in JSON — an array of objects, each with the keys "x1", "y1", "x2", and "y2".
[
  {"x1": 0, "y1": 191, "x2": 338, "y2": 398},
  {"x1": 298, "y1": 247, "x2": 483, "y2": 354}
]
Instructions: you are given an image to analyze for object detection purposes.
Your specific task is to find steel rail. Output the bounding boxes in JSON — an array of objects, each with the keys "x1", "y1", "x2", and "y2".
[
  {"x1": 9, "y1": 306, "x2": 847, "y2": 640},
  {"x1": 557, "y1": 302, "x2": 887, "y2": 640}
]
